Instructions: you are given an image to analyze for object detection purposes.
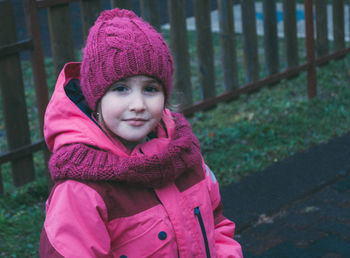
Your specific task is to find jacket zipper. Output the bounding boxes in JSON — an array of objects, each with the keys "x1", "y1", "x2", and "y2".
[{"x1": 194, "y1": 207, "x2": 211, "y2": 258}]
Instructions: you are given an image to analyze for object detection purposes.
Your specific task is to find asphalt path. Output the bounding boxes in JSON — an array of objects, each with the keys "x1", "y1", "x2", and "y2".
[{"x1": 222, "y1": 133, "x2": 350, "y2": 257}]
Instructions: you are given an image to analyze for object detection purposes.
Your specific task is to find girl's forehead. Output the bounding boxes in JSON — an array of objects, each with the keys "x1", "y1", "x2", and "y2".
[{"x1": 117, "y1": 75, "x2": 160, "y2": 84}]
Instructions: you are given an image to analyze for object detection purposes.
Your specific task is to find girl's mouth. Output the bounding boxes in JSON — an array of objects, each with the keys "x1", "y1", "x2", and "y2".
[{"x1": 124, "y1": 118, "x2": 148, "y2": 126}]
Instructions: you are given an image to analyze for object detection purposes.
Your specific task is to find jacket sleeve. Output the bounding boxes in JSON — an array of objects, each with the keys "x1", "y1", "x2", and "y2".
[
  {"x1": 39, "y1": 180, "x2": 112, "y2": 258},
  {"x1": 204, "y1": 164, "x2": 243, "y2": 258}
]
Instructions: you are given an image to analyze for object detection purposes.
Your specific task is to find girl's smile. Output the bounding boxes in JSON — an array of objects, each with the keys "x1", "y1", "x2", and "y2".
[{"x1": 97, "y1": 75, "x2": 165, "y2": 150}]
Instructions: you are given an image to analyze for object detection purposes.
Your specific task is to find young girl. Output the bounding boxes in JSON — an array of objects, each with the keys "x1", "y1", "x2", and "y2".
[{"x1": 39, "y1": 8, "x2": 242, "y2": 257}]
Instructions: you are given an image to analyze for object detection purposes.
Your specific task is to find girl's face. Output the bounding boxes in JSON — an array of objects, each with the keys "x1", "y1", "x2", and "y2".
[{"x1": 98, "y1": 75, "x2": 165, "y2": 150}]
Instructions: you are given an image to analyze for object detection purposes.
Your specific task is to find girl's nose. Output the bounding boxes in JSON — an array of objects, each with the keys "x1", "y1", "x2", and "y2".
[{"x1": 129, "y1": 92, "x2": 146, "y2": 112}]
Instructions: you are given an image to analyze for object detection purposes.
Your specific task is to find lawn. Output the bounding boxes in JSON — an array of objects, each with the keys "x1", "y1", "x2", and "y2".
[{"x1": 1, "y1": 30, "x2": 350, "y2": 256}]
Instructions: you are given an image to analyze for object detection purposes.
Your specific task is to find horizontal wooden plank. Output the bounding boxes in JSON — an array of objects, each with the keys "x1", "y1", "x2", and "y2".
[
  {"x1": 36, "y1": 0, "x2": 79, "y2": 8},
  {"x1": 0, "y1": 140, "x2": 46, "y2": 165},
  {"x1": 315, "y1": 46, "x2": 350, "y2": 66},
  {"x1": 0, "y1": 38, "x2": 33, "y2": 58}
]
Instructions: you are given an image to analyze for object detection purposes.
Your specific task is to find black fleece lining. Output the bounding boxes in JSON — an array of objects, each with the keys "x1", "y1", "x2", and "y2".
[
  {"x1": 64, "y1": 79, "x2": 91, "y2": 117},
  {"x1": 64, "y1": 79, "x2": 103, "y2": 130}
]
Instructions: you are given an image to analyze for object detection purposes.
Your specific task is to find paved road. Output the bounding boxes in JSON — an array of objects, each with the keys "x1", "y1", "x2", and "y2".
[
  {"x1": 221, "y1": 133, "x2": 350, "y2": 257},
  {"x1": 241, "y1": 175, "x2": 350, "y2": 257}
]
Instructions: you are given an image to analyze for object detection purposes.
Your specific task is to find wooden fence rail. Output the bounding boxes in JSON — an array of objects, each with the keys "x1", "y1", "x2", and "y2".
[{"x1": 1, "y1": 0, "x2": 350, "y2": 193}]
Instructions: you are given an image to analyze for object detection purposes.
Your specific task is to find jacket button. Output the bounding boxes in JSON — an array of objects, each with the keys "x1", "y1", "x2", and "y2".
[{"x1": 158, "y1": 231, "x2": 167, "y2": 240}]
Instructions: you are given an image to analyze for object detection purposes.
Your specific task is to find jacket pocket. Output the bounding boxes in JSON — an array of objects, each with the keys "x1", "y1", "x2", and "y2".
[{"x1": 111, "y1": 206, "x2": 178, "y2": 258}]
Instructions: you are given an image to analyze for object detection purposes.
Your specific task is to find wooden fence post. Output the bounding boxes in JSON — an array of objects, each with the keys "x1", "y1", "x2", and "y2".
[
  {"x1": 263, "y1": 0, "x2": 279, "y2": 76},
  {"x1": 0, "y1": 166, "x2": 3, "y2": 194},
  {"x1": 0, "y1": 0, "x2": 35, "y2": 186},
  {"x1": 47, "y1": 3, "x2": 75, "y2": 76},
  {"x1": 168, "y1": 0, "x2": 193, "y2": 107},
  {"x1": 333, "y1": 0, "x2": 345, "y2": 51},
  {"x1": 304, "y1": 0, "x2": 317, "y2": 98},
  {"x1": 282, "y1": 0, "x2": 298, "y2": 68},
  {"x1": 110, "y1": 0, "x2": 131, "y2": 9},
  {"x1": 80, "y1": 0, "x2": 101, "y2": 40},
  {"x1": 218, "y1": 0, "x2": 238, "y2": 91},
  {"x1": 241, "y1": 0, "x2": 259, "y2": 83},
  {"x1": 24, "y1": 0, "x2": 52, "y2": 190},
  {"x1": 315, "y1": 0, "x2": 328, "y2": 57},
  {"x1": 23, "y1": 0, "x2": 49, "y2": 136},
  {"x1": 194, "y1": 0, "x2": 216, "y2": 99},
  {"x1": 140, "y1": 0, "x2": 161, "y2": 31}
]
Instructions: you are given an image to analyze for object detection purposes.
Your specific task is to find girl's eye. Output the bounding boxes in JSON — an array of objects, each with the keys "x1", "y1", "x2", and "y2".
[
  {"x1": 112, "y1": 85, "x2": 128, "y2": 92},
  {"x1": 144, "y1": 85, "x2": 160, "y2": 93}
]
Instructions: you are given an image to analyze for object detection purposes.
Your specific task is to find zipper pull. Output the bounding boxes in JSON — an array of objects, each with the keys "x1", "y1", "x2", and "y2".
[{"x1": 194, "y1": 206, "x2": 200, "y2": 216}]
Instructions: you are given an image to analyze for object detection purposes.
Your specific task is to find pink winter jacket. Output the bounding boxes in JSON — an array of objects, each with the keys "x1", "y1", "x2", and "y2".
[{"x1": 40, "y1": 63, "x2": 243, "y2": 257}]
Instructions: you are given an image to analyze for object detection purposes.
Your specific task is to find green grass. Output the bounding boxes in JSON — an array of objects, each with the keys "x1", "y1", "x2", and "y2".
[
  {"x1": 0, "y1": 177, "x2": 47, "y2": 257},
  {"x1": 0, "y1": 151, "x2": 48, "y2": 257},
  {"x1": 1, "y1": 29, "x2": 350, "y2": 256}
]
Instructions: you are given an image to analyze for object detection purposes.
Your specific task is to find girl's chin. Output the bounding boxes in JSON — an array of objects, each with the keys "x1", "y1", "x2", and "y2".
[{"x1": 118, "y1": 136, "x2": 147, "y2": 148}]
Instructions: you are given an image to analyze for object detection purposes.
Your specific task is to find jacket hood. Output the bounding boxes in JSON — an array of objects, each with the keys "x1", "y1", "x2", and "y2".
[{"x1": 44, "y1": 62, "x2": 175, "y2": 156}]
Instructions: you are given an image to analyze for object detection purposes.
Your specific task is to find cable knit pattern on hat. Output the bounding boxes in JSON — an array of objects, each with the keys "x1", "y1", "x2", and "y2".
[
  {"x1": 80, "y1": 8, "x2": 174, "y2": 111},
  {"x1": 49, "y1": 113, "x2": 202, "y2": 188}
]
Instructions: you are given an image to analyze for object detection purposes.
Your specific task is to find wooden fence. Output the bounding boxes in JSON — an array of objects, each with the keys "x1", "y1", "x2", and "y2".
[{"x1": 1, "y1": 0, "x2": 350, "y2": 193}]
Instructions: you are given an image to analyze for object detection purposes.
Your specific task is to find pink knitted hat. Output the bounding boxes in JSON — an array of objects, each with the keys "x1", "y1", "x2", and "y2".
[{"x1": 80, "y1": 8, "x2": 174, "y2": 111}]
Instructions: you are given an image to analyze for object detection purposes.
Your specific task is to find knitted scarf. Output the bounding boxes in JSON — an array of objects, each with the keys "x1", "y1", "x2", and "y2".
[{"x1": 49, "y1": 113, "x2": 202, "y2": 188}]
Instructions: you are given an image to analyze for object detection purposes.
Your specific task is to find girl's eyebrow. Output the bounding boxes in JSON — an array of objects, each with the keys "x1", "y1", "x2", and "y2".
[
  {"x1": 142, "y1": 78, "x2": 159, "y2": 83},
  {"x1": 111, "y1": 81, "x2": 126, "y2": 85},
  {"x1": 117, "y1": 77, "x2": 158, "y2": 83}
]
